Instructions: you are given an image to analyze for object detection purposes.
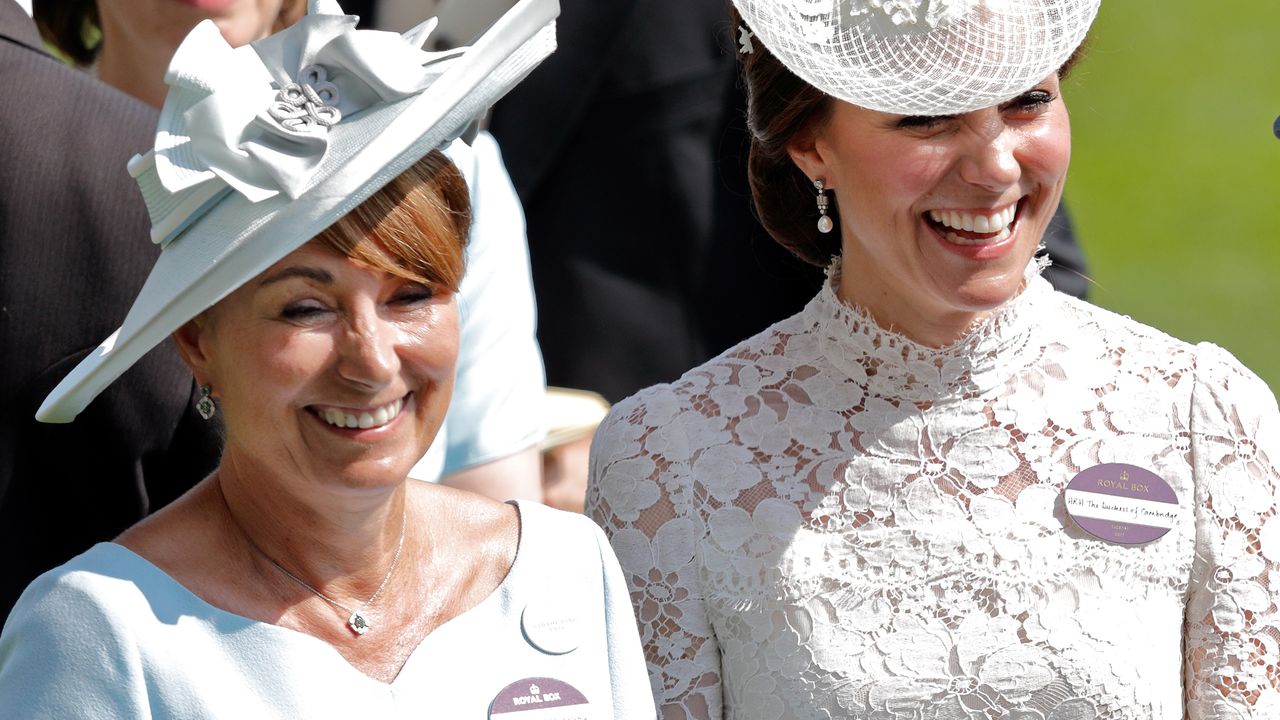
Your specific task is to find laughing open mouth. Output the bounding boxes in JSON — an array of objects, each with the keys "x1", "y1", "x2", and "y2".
[{"x1": 925, "y1": 199, "x2": 1024, "y2": 245}]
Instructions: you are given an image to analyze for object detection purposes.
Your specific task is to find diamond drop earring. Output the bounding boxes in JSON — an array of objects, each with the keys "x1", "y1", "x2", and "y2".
[
  {"x1": 815, "y1": 179, "x2": 834, "y2": 234},
  {"x1": 196, "y1": 385, "x2": 216, "y2": 421}
]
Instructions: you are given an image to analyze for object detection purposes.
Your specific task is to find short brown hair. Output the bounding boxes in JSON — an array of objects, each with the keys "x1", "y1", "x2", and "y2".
[{"x1": 314, "y1": 149, "x2": 472, "y2": 292}]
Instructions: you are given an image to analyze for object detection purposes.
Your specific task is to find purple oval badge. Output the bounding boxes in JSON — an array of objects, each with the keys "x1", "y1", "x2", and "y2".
[
  {"x1": 1064, "y1": 463, "x2": 1179, "y2": 545},
  {"x1": 488, "y1": 677, "x2": 591, "y2": 718}
]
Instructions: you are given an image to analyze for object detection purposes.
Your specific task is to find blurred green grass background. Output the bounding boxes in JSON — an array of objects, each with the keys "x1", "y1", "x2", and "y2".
[{"x1": 1064, "y1": 2, "x2": 1280, "y2": 391}]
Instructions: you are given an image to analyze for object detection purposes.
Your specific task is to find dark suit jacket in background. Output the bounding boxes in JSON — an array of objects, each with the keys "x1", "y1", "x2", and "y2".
[
  {"x1": 490, "y1": 0, "x2": 1090, "y2": 404},
  {"x1": 492, "y1": 0, "x2": 774, "y2": 403},
  {"x1": 0, "y1": 0, "x2": 220, "y2": 625}
]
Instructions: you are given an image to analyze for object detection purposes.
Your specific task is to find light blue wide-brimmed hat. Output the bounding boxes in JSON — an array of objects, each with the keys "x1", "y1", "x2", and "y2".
[{"x1": 38, "y1": 0, "x2": 559, "y2": 423}]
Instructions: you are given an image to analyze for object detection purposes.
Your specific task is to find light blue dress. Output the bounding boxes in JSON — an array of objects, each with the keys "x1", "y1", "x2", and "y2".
[{"x1": 0, "y1": 502, "x2": 656, "y2": 718}]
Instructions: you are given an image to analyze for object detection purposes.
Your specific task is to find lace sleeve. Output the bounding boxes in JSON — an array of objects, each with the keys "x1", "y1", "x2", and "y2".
[
  {"x1": 587, "y1": 387, "x2": 723, "y2": 719},
  {"x1": 1186, "y1": 343, "x2": 1280, "y2": 717}
]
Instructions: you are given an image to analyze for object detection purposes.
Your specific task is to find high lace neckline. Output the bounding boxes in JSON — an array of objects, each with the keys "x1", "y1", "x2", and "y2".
[{"x1": 804, "y1": 257, "x2": 1050, "y2": 404}]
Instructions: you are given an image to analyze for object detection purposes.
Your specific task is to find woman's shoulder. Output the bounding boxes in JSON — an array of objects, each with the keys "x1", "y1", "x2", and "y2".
[
  {"x1": 1052, "y1": 288, "x2": 1196, "y2": 356},
  {"x1": 601, "y1": 311, "x2": 812, "y2": 434},
  {"x1": 1051, "y1": 288, "x2": 1271, "y2": 389},
  {"x1": 5, "y1": 544, "x2": 158, "y2": 624},
  {"x1": 2, "y1": 542, "x2": 213, "y2": 641},
  {"x1": 418, "y1": 490, "x2": 614, "y2": 583},
  {"x1": 589, "y1": 309, "x2": 817, "y2": 520},
  {"x1": 1187, "y1": 341, "x2": 1279, "y2": 436},
  {"x1": 1048, "y1": 288, "x2": 1276, "y2": 428},
  {"x1": 510, "y1": 500, "x2": 610, "y2": 559},
  {"x1": 1188, "y1": 341, "x2": 1272, "y2": 392},
  {"x1": 0, "y1": 544, "x2": 164, "y2": 711}
]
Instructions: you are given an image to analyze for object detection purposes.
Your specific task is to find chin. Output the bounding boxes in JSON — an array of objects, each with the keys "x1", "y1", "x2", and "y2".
[
  {"x1": 315, "y1": 442, "x2": 426, "y2": 490},
  {"x1": 326, "y1": 460, "x2": 417, "y2": 494},
  {"x1": 946, "y1": 266, "x2": 1032, "y2": 313}
]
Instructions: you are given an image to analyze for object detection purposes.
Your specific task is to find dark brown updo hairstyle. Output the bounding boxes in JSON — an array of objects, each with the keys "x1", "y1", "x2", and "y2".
[{"x1": 731, "y1": 7, "x2": 838, "y2": 267}]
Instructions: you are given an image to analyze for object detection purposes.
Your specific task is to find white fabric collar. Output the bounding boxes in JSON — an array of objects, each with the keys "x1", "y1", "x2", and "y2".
[
  {"x1": 808, "y1": 256, "x2": 1050, "y2": 403},
  {"x1": 16, "y1": 0, "x2": 33, "y2": 19}
]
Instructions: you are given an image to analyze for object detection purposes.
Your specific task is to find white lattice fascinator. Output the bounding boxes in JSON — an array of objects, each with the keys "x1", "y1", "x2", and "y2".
[
  {"x1": 732, "y1": 0, "x2": 1100, "y2": 115},
  {"x1": 37, "y1": 0, "x2": 559, "y2": 423}
]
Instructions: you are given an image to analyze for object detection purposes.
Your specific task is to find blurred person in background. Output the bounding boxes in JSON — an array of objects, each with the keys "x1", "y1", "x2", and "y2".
[
  {"x1": 588, "y1": 0, "x2": 1280, "y2": 716},
  {"x1": 35, "y1": 0, "x2": 306, "y2": 106},
  {"x1": 33, "y1": 0, "x2": 548, "y2": 502},
  {"x1": 0, "y1": 0, "x2": 220, "y2": 626}
]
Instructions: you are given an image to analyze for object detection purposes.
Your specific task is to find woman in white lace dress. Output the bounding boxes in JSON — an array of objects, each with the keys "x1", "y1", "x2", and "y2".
[{"x1": 586, "y1": 1, "x2": 1280, "y2": 717}]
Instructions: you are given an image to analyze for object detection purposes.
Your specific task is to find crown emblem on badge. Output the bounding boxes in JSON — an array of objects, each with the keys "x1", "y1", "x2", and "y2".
[
  {"x1": 1120, "y1": 470, "x2": 1129, "y2": 482},
  {"x1": 529, "y1": 684, "x2": 540, "y2": 695}
]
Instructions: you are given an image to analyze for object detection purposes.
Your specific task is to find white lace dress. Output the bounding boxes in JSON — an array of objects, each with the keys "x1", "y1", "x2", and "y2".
[{"x1": 586, "y1": 263, "x2": 1280, "y2": 719}]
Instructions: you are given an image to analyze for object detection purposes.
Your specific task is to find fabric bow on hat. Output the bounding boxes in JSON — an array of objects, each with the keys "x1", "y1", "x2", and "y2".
[{"x1": 142, "y1": 1, "x2": 462, "y2": 244}]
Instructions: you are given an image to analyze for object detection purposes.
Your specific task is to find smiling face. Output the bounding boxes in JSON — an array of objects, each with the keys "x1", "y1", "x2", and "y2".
[
  {"x1": 789, "y1": 74, "x2": 1072, "y2": 345},
  {"x1": 182, "y1": 242, "x2": 458, "y2": 494},
  {"x1": 173, "y1": 151, "x2": 470, "y2": 497}
]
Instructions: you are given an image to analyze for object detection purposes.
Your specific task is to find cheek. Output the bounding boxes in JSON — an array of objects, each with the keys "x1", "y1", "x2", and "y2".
[
  {"x1": 215, "y1": 328, "x2": 332, "y2": 414},
  {"x1": 401, "y1": 306, "x2": 460, "y2": 383},
  {"x1": 828, "y1": 129, "x2": 948, "y2": 206},
  {"x1": 1020, "y1": 117, "x2": 1072, "y2": 185},
  {"x1": 843, "y1": 152, "x2": 951, "y2": 228}
]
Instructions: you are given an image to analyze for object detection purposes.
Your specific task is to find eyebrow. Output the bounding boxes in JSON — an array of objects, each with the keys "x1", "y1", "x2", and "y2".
[{"x1": 256, "y1": 266, "x2": 334, "y2": 288}]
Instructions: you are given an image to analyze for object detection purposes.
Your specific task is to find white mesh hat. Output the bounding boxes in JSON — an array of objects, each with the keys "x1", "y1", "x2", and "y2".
[
  {"x1": 37, "y1": 0, "x2": 560, "y2": 423},
  {"x1": 733, "y1": 0, "x2": 1100, "y2": 115}
]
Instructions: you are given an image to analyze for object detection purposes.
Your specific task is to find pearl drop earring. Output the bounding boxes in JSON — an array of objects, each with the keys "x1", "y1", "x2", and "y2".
[{"x1": 815, "y1": 179, "x2": 834, "y2": 234}]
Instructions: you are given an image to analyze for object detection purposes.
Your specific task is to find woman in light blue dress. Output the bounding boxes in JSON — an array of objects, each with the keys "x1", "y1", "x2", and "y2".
[{"x1": 0, "y1": 1, "x2": 654, "y2": 717}]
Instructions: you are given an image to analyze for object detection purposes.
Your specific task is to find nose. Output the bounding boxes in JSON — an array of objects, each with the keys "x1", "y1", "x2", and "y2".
[
  {"x1": 335, "y1": 305, "x2": 398, "y2": 390},
  {"x1": 956, "y1": 113, "x2": 1021, "y2": 192}
]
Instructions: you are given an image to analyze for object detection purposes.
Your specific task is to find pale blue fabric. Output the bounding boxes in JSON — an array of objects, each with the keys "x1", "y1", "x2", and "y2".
[
  {"x1": 412, "y1": 131, "x2": 547, "y2": 482},
  {"x1": 0, "y1": 502, "x2": 656, "y2": 719}
]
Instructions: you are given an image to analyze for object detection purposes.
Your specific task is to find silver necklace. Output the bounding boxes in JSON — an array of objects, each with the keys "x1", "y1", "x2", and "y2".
[{"x1": 242, "y1": 503, "x2": 407, "y2": 636}]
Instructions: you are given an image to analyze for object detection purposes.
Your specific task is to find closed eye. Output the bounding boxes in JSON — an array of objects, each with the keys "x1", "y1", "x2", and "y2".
[
  {"x1": 281, "y1": 301, "x2": 330, "y2": 320},
  {"x1": 1002, "y1": 89, "x2": 1056, "y2": 114},
  {"x1": 390, "y1": 284, "x2": 437, "y2": 308},
  {"x1": 896, "y1": 113, "x2": 957, "y2": 130}
]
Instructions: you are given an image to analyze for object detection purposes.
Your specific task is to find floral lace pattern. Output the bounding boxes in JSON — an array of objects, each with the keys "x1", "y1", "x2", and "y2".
[{"x1": 587, "y1": 265, "x2": 1280, "y2": 719}]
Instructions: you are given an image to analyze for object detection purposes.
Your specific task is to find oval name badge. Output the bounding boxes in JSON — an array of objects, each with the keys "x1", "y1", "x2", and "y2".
[
  {"x1": 488, "y1": 677, "x2": 592, "y2": 720},
  {"x1": 521, "y1": 596, "x2": 583, "y2": 655},
  {"x1": 1064, "y1": 463, "x2": 1179, "y2": 545}
]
